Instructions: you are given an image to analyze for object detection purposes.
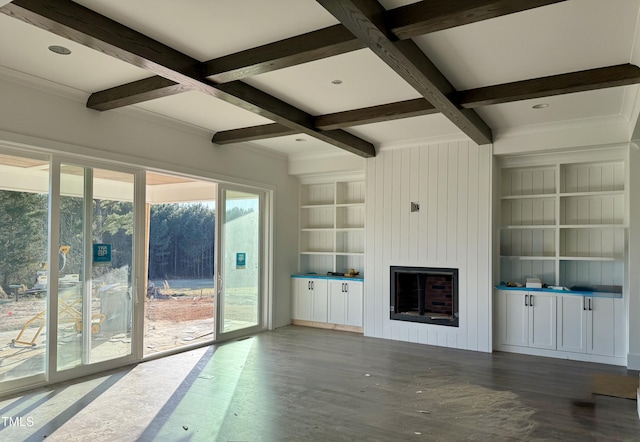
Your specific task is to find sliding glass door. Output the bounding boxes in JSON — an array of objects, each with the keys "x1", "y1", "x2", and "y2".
[
  {"x1": 0, "y1": 151, "x2": 50, "y2": 390},
  {"x1": 143, "y1": 172, "x2": 217, "y2": 356},
  {"x1": 0, "y1": 152, "x2": 142, "y2": 394},
  {"x1": 52, "y1": 160, "x2": 139, "y2": 377},
  {"x1": 0, "y1": 149, "x2": 270, "y2": 396},
  {"x1": 217, "y1": 186, "x2": 264, "y2": 337}
]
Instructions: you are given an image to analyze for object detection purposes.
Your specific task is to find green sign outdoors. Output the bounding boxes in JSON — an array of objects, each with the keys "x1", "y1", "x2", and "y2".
[
  {"x1": 236, "y1": 252, "x2": 246, "y2": 269},
  {"x1": 93, "y1": 243, "x2": 112, "y2": 266}
]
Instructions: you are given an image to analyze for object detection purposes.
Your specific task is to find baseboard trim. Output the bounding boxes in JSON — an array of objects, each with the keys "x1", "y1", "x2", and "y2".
[
  {"x1": 292, "y1": 320, "x2": 363, "y2": 334},
  {"x1": 627, "y1": 353, "x2": 640, "y2": 370}
]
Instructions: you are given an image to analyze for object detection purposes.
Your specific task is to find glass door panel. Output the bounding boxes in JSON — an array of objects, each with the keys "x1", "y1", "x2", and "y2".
[
  {"x1": 0, "y1": 152, "x2": 49, "y2": 384},
  {"x1": 57, "y1": 164, "x2": 85, "y2": 370},
  {"x1": 143, "y1": 172, "x2": 217, "y2": 356},
  {"x1": 90, "y1": 168, "x2": 134, "y2": 363},
  {"x1": 57, "y1": 164, "x2": 135, "y2": 371},
  {"x1": 219, "y1": 189, "x2": 261, "y2": 334}
]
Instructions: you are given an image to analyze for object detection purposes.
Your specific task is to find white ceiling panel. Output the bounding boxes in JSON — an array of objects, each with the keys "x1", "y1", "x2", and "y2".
[
  {"x1": 0, "y1": 1, "x2": 639, "y2": 159},
  {"x1": 249, "y1": 134, "x2": 344, "y2": 156},
  {"x1": 244, "y1": 48, "x2": 422, "y2": 115},
  {"x1": 346, "y1": 114, "x2": 463, "y2": 146},
  {"x1": 413, "y1": 0, "x2": 640, "y2": 90},
  {"x1": 73, "y1": 0, "x2": 339, "y2": 61},
  {"x1": 0, "y1": 13, "x2": 150, "y2": 92},
  {"x1": 476, "y1": 87, "x2": 630, "y2": 130},
  {"x1": 134, "y1": 91, "x2": 273, "y2": 132},
  {"x1": 378, "y1": 0, "x2": 421, "y2": 8}
]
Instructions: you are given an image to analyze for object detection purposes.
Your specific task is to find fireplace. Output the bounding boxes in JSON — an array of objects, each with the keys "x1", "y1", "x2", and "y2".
[{"x1": 390, "y1": 266, "x2": 459, "y2": 327}]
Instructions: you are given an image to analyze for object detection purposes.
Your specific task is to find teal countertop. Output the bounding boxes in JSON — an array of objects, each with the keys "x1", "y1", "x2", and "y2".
[
  {"x1": 292, "y1": 273, "x2": 364, "y2": 282},
  {"x1": 495, "y1": 285, "x2": 622, "y2": 299}
]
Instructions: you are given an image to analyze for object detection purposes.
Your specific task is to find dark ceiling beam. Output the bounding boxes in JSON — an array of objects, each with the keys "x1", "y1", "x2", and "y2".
[
  {"x1": 217, "y1": 63, "x2": 640, "y2": 144},
  {"x1": 213, "y1": 123, "x2": 295, "y2": 145},
  {"x1": 213, "y1": 99, "x2": 436, "y2": 144},
  {"x1": 2, "y1": 0, "x2": 201, "y2": 80},
  {"x1": 1, "y1": 0, "x2": 375, "y2": 157},
  {"x1": 88, "y1": 25, "x2": 363, "y2": 111},
  {"x1": 88, "y1": 78, "x2": 180, "y2": 110},
  {"x1": 87, "y1": 0, "x2": 564, "y2": 112},
  {"x1": 205, "y1": 25, "x2": 364, "y2": 83},
  {"x1": 315, "y1": 98, "x2": 436, "y2": 130},
  {"x1": 317, "y1": 0, "x2": 492, "y2": 145},
  {"x1": 387, "y1": 0, "x2": 568, "y2": 39},
  {"x1": 87, "y1": 77, "x2": 192, "y2": 111},
  {"x1": 458, "y1": 64, "x2": 640, "y2": 109}
]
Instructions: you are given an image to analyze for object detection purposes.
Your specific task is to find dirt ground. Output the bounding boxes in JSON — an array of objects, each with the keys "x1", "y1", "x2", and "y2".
[
  {"x1": 0, "y1": 280, "x2": 219, "y2": 380},
  {"x1": 0, "y1": 278, "x2": 259, "y2": 382}
]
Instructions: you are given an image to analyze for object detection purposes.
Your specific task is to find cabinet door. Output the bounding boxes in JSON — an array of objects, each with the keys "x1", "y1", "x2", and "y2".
[
  {"x1": 293, "y1": 279, "x2": 312, "y2": 321},
  {"x1": 588, "y1": 297, "x2": 615, "y2": 357},
  {"x1": 345, "y1": 281, "x2": 363, "y2": 327},
  {"x1": 310, "y1": 279, "x2": 328, "y2": 322},
  {"x1": 556, "y1": 295, "x2": 586, "y2": 353},
  {"x1": 528, "y1": 292, "x2": 556, "y2": 350},
  {"x1": 497, "y1": 290, "x2": 528, "y2": 347},
  {"x1": 328, "y1": 281, "x2": 346, "y2": 325}
]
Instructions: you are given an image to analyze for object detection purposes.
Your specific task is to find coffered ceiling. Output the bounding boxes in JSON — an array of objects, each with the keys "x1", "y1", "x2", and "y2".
[{"x1": 1, "y1": 0, "x2": 639, "y2": 159}]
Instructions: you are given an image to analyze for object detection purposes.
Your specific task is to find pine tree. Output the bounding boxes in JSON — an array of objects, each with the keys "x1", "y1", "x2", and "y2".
[{"x1": 0, "y1": 190, "x2": 48, "y2": 292}]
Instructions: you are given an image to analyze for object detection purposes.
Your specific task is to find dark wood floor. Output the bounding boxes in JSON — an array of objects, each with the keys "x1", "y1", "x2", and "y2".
[
  {"x1": 2, "y1": 325, "x2": 639, "y2": 441},
  {"x1": 214, "y1": 326, "x2": 640, "y2": 441}
]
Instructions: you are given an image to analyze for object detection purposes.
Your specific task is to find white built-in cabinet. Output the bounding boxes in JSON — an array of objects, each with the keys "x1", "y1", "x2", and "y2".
[
  {"x1": 328, "y1": 280, "x2": 363, "y2": 327},
  {"x1": 495, "y1": 289, "x2": 625, "y2": 363},
  {"x1": 298, "y1": 175, "x2": 365, "y2": 276},
  {"x1": 496, "y1": 152, "x2": 628, "y2": 365},
  {"x1": 294, "y1": 174, "x2": 365, "y2": 332},
  {"x1": 557, "y1": 295, "x2": 625, "y2": 357},
  {"x1": 292, "y1": 276, "x2": 363, "y2": 331},
  {"x1": 293, "y1": 277, "x2": 328, "y2": 323},
  {"x1": 500, "y1": 161, "x2": 626, "y2": 289},
  {"x1": 496, "y1": 290, "x2": 556, "y2": 350}
]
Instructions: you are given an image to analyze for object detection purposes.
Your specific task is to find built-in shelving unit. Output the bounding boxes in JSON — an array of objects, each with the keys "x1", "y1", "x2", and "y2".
[
  {"x1": 499, "y1": 160, "x2": 626, "y2": 292},
  {"x1": 298, "y1": 174, "x2": 365, "y2": 276}
]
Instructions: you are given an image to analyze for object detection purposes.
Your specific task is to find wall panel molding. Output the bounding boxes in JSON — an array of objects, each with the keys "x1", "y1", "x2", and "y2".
[{"x1": 364, "y1": 140, "x2": 492, "y2": 352}]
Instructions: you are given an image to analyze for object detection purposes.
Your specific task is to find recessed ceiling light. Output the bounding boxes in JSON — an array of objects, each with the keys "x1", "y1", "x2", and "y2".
[
  {"x1": 295, "y1": 138, "x2": 306, "y2": 142},
  {"x1": 532, "y1": 103, "x2": 549, "y2": 109},
  {"x1": 331, "y1": 79, "x2": 343, "y2": 85},
  {"x1": 48, "y1": 45, "x2": 71, "y2": 55}
]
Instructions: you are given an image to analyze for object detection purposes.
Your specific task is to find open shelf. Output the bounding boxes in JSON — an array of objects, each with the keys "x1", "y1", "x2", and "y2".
[
  {"x1": 499, "y1": 160, "x2": 626, "y2": 289},
  {"x1": 299, "y1": 177, "x2": 365, "y2": 277}
]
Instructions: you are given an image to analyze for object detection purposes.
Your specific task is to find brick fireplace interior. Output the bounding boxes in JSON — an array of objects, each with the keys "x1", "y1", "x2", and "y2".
[{"x1": 390, "y1": 266, "x2": 459, "y2": 327}]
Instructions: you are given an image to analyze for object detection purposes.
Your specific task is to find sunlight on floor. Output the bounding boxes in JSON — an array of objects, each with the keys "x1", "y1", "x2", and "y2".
[{"x1": 0, "y1": 338, "x2": 254, "y2": 441}]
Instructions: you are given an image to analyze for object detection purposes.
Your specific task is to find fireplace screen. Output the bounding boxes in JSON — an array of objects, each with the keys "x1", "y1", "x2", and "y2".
[{"x1": 390, "y1": 266, "x2": 459, "y2": 327}]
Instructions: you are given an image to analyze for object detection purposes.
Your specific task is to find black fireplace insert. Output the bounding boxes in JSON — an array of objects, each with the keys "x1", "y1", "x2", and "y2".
[{"x1": 390, "y1": 266, "x2": 459, "y2": 327}]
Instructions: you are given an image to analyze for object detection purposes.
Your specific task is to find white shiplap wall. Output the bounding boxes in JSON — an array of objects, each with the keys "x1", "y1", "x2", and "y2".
[{"x1": 364, "y1": 141, "x2": 493, "y2": 352}]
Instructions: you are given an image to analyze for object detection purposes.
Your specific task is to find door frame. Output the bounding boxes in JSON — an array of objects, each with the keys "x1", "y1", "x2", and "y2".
[
  {"x1": 47, "y1": 155, "x2": 145, "y2": 385},
  {"x1": 215, "y1": 183, "x2": 272, "y2": 341},
  {"x1": 0, "y1": 145, "x2": 275, "y2": 397}
]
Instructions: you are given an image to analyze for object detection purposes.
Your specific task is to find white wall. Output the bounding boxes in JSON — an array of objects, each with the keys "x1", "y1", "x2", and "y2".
[
  {"x1": 628, "y1": 144, "x2": 640, "y2": 369},
  {"x1": 364, "y1": 140, "x2": 493, "y2": 352},
  {"x1": 0, "y1": 72, "x2": 299, "y2": 329}
]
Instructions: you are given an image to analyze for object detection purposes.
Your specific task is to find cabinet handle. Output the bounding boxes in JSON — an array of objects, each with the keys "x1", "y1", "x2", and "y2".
[
  {"x1": 583, "y1": 298, "x2": 587, "y2": 311},
  {"x1": 524, "y1": 294, "x2": 528, "y2": 307},
  {"x1": 589, "y1": 298, "x2": 593, "y2": 311},
  {"x1": 529, "y1": 295, "x2": 533, "y2": 307},
  {"x1": 308, "y1": 281, "x2": 310, "y2": 290},
  {"x1": 344, "y1": 283, "x2": 348, "y2": 292}
]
